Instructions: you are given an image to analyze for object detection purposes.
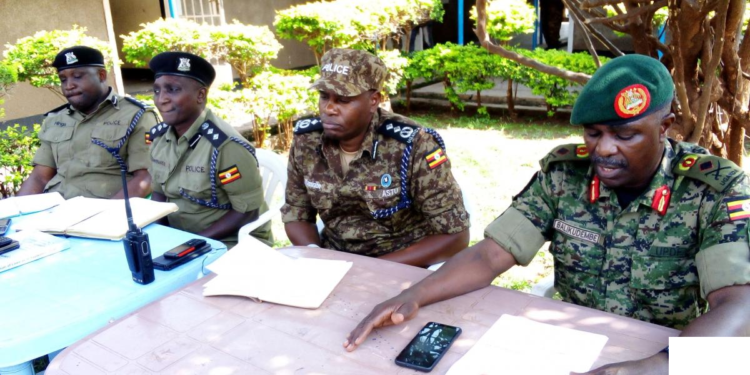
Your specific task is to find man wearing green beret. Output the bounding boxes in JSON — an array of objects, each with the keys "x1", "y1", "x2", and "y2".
[{"x1": 342, "y1": 54, "x2": 750, "y2": 373}]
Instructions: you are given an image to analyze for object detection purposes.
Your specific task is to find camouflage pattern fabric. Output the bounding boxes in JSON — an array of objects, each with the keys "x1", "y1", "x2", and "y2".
[
  {"x1": 485, "y1": 139, "x2": 750, "y2": 329},
  {"x1": 309, "y1": 48, "x2": 387, "y2": 97},
  {"x1": 149, "y1": 109, "x2": 271, "y2": 247},
  {"x1": 33, "y1": 90, "x2": 158, "y2": 199},
  {"x1": 281, "y1": 109, "x2": 469, "y2": 257}
]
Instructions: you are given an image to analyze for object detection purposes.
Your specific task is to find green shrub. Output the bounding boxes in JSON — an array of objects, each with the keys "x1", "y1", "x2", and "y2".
[
  {"x1": 470, "y1": 0, "x2": 536, "y2": 43},
  {"x1": 0, "y1": 124, "x2": 40, "y2": 198},
  {"x1": 121, "y1": 18, "x2": 282, "y2": 83},
  {"x1": 377, "y1": 49, "x2": 410, "y2": 96},
  {"x1": 2, "y1": 26, "x2": 114, "y2": 92}
]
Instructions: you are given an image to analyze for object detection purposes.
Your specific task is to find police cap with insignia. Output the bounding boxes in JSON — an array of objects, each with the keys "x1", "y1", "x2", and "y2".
[
  {"x1": 571, "y1": 54, "x2": 674, "y2": 126},
  {"x1": 52, "y1": 46, "x2": 105, "y2": 71},
  {"x1": 149, "y1": 52, "x2": 216, "y2": 87},
  {"x1": 310, "y1": 48, "x2": 387, "y2": 97}
]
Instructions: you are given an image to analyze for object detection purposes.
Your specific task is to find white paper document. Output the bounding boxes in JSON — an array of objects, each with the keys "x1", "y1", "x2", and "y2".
[
  {"x1": 0, "y1": 192, "x2": 65, "y2": 219},
  {"x1": 204, "y1": 242, "x2": 352, "y2": 309},
  {"x1": 0, "y1": 230, "x2": 71, "y2": 272},
  {"x1": 448, "y1": 314, "x2": 608, "y2": 375}
]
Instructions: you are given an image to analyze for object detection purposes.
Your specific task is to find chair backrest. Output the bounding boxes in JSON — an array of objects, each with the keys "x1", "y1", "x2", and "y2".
[{"x1": 255, "y1": 148, "x2": 288, "y2": 207}]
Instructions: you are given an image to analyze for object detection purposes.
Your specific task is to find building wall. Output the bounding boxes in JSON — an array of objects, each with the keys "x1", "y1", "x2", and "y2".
[
  {"x1": 110, "y1": 0, "x2": 163, "y2": 69},
  {"x1": 223, "y1": 0, "x2": 316, "y2": 69},
  {"x1": 0, "y1": 0, "x2": 117, "y2": 122}
]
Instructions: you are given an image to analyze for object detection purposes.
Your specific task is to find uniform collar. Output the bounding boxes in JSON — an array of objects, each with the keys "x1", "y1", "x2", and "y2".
[
  {"x1": 586, "y1": 139, "x2": 676, "y2": 215},
  {"x1": 168, "y1": 108, "x2": 208, "y2": 144}
]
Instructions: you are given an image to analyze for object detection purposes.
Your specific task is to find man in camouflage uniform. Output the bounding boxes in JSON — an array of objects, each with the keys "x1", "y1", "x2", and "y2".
[
  {"x1": 282, "y1": 49, "x2": 470, "y2": 267},
  {"x1": 148, "y1": 52, "x2": 271, "y2": 247},
  {"x1": 18, "y1": 46, "x2": 157, "y2": 199},
  {"x1": 344, "y1": 55, "x2": 750, "y2": 374}
]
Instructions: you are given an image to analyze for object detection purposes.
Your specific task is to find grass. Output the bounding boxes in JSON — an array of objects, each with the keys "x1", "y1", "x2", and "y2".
[{"x1": 268, "y1": 110, "x2": 580, "y2": 292}]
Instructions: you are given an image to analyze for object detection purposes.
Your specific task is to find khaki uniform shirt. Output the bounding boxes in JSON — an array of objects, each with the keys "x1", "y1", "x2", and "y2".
[
  {"x1": 149, "y1": 109, "x2": 270, "y2": 246},
  {"x1": 485, "y1": 139, "x2": 750, "y2": 329},
  {"x1": 33, "y1": 90, "x2": 157, "y2": 199},
  {"x1": 282, "y1": 109, "x2": 469, "y2": 257}
]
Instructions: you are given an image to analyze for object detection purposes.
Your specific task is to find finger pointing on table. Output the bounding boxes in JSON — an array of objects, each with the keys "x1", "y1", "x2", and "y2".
[{"x1": 343, "y1": 293, "x2": 420, "y2": 352}]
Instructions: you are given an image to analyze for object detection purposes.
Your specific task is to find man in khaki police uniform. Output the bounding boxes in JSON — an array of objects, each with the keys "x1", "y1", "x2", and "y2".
[
  {"x1": 18, "y1": 46, "x2": 156, "y2": 199},
  {"x1": 343, "y1": 55, "x2": 750, "y2": 374},
  {"x1": 282, "y1": 49, "x2": 469, "y2": 267},
  {"x1": 148, "y1": 52, "x2": 270, "y2": 247}
]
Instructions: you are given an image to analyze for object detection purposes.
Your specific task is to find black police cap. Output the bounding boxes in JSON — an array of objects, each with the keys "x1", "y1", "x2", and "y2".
[
  {"x1": 52, "y1": 46, "x2": 105, "y2": 71},
  {"x1": 149, "y1": 52, "x2": 216, "y2": 87}
]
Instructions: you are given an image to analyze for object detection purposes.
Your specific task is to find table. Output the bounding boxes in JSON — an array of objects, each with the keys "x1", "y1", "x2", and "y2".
[
  {"x1": 46, "y1": 246, "x2": 679, "y2": 374},
  {"x1": 0, "y1": 214, "x2": 227, "y2": 375}
]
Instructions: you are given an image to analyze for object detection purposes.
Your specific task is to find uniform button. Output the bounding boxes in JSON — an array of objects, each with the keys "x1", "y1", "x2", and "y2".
[{"x1": 460, "y1": 213, "x2": 467, "y2": 220}]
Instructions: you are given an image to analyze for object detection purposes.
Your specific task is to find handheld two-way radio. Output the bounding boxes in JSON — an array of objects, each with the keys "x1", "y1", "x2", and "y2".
[{"x1": 119, "y1": 165, "x2": 155, "y2": 285}]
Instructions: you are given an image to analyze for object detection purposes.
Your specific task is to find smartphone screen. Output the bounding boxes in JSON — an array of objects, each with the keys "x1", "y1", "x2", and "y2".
[
  {"x1": 395, "y1": 322, "x2": 462, "y2": 372},
  {"x1": 0, "y1": 218, "x2": 10, "y2": 234}
]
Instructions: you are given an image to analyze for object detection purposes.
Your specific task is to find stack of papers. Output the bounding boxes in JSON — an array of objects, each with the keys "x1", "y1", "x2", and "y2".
[
  {"x1": 0, "y1": 230, "x2": 71, "y2": 273},
  {"x1": 447, "y1": 315, "x2": 609, "y2": 375},
  {"x1": 16, "y1": 196, "x2": 178, "y2": 240},
  {"x1": 204, "y1": 242, "x2": 352, "y2": 309},
  {"x1": 0, "y1": 192, "x2": 65, "y2": 219}
]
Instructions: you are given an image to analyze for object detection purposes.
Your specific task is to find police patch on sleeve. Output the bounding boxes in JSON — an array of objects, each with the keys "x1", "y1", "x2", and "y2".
[
  {"x1": 425, "y1": 147, "x2": 447, "y2": 169},
  {"x1": 219, "y1": 165, "x2": 241, "y2": 185},
  {"x1": 725, "y1": 195, "x2": 750, "y2": 221}
]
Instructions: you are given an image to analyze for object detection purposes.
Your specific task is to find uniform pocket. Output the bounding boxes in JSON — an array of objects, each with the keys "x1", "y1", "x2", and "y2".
[
  {"x1": 630, "y1": 252, "x2": 698, "y2": 290},
  {"x1": 91, "y1": 125, "x2": 129, "y2": 145},
  {"x1": 550, "y1": 219, "x2": 605, "y2": 273},
  {"x1": 39, "y1": 126, "x2": 75, "y2": 143}
]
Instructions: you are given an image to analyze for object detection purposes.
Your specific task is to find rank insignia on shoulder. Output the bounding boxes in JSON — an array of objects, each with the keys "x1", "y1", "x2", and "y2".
[
  {"x1": 678, "y1": 154, "x2": 699, "y2": 171},
  {"x1": 425, "y1": 147, "x2": 447, "y2": 169},
  {"x1": 145, "y1": 133, "x2": 152, "y2": 145},
  {"x1": 378, "y1": 120, "x2": 419, "y2": 144},
  {"x1": 576, "y1": 145, "x2": 589, "y2": 158},
  {"x1": 219, "y1": 165, "x2": 241, "y2": 185},
  {"x1": 725, "y1": 196, "x2": 750, "y2": 221}
]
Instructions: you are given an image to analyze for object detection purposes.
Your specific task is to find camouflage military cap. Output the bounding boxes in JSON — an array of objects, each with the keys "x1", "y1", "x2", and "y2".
[
  {"x1": 571, "y1": 54, "x2": 674, "y2": 126},
  {"x1": 310, "y1": 49, "x2": 387, "y2": 96}
]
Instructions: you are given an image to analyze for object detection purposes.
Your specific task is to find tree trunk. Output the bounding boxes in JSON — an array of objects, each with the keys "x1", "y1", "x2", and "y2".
[{"x1": 506, "y1": 78, "x2": 516, "y2": 119}]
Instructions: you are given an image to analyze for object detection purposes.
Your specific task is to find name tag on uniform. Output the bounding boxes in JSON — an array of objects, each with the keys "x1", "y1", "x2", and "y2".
[
  {"x1": 365, "y1": 187, "x2": 400, "y2": 199},
  {"x1": 553, "y1": 219, "x2": 603, "y2": 245}
]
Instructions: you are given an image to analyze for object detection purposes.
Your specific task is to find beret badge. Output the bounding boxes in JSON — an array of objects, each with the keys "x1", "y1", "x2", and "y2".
[
  {"x1": 614, "y1": 84, "x2": 651, "y2": 119},
  {"x1": 178, "y1": 58, "x2": 191, "y2": 72},
  {"x1": 65, "y1": 52, "x2": 78, "y2": 65}
]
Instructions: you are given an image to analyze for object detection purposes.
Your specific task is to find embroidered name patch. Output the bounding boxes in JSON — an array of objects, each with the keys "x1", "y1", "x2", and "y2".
[
  {"x1": 304, "y1": 178, "x2": 322, "y2": 190},
  {"x1": 219, "y1": 165, "x2": 241, "y2": 185},
  {"x1": 553, "y1": 219, "x2": 602, "y2": 244},
  {"x1": 725, "y1": 196, "x2": 750, "y2": 221},
  {"x1": 425, "y1": 147, "x2": 448, "y2": 169}
]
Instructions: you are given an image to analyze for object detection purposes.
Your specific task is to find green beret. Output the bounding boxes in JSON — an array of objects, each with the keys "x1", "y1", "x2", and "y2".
[{"x1": 571, "y1": 54, "x2": 673, "y2": 126}]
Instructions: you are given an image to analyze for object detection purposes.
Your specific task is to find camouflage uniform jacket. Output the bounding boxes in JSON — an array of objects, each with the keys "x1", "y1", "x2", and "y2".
[
  {"x1": 485, "y1": 139, "x2": 750, "y2": 329},
  {"x1": 281, "y1": 109, "x2": 469, "y2": 257},
  {"x1": 33, "y1": 90, "x2": 158, "y2": 199},
  {"x1": 149, "y1": 109, "x2": 271, "y2": 246}
]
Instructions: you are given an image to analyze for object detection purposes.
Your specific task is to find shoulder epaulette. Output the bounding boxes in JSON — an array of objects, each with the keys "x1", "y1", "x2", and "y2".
[
  {"x1": 293, "y1": 117, "x2": 323, "y2": 135},
  {"x1": 378, "y1": 120, "x2": 420, "y2": 144},
  {"x1": 673, "y1": 153, "x2": 744, "y2": 192},
  {"x1": 149, "y1": 122, "x2": 170, "y2": 139},
  {"x1": 540, "y1": 144, "x2": 590, "y2": 173},
  {"x1": 124, "y1": 96, "x2": 150, "y2": 109},
  {"x1": 199, "y1": 120, "x2": 228, "y2": 148},
  {"x1": 44, "y1": 103, "x2": 71, "y2": 117}
]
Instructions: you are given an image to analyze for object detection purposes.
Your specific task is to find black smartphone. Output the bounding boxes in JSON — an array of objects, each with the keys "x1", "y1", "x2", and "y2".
[
  {"x1": 153, "y1": 242, "x2": 212, "y2": 271},
  {"x1": 395, "y1": 322, "x2": 462, "y2": 372},
  {"x1": 163, "y1": 238, "x2": 207, "y2": 259},
  {"x1": 0, "y1": 240, "x2": 20, "y2": 256},
  {"x1": 0, "y1": 218, "x2": 10, "y2": 235}
]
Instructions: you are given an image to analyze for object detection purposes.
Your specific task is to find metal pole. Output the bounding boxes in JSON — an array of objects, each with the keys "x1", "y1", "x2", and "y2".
[{"x1": 458, "y1": 0, "x2": 464, "y2": 45}]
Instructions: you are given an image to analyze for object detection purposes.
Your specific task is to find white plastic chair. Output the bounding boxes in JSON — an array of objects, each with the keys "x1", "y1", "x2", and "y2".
[
  {"x1": 238, "y1": 148, "x2": 287, "y2": 243},
  {"x1": 530, "y1": 274, "x2": 556, "y2": 298},
  {"x1": 427, "y1": 183, "x2": 475, "y2": 271}
]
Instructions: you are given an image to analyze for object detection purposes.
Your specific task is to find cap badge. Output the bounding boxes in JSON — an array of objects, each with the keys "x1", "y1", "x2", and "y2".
[
  {"x1": 178, "y1": 58, "x2": 191, "y2": 72},
  {"x1": 614, "y1": 84, "x2": 651, "y2": 119},
  {"x1": 65, "y1": 52, "x2": 78, "y2": 65}
]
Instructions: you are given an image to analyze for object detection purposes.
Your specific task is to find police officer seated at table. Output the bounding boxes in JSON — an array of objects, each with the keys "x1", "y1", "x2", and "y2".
[
  {"x1": 343, "y1": 54, "x2": 750, "y2": 373},
  {"x1": 17, "y1": 46, "x2": 157, "y2": 199},
  {"x1": 147, "y1": 52, "x2": 271, "y2": 247},
  {"x1": 282, "y1": 48, "x2": 470, "y2": 267}
]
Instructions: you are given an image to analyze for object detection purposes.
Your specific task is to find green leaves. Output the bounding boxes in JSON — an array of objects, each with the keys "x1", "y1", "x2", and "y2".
[
  {"x1": 2, "y1": 25, "x2": 114, "y2": 90},
  {"x1": 0, "y1": 124, "x2": 40, "y2": 198}
]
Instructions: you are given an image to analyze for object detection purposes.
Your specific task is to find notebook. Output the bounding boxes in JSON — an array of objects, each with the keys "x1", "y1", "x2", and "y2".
[{"x1": 203, "y1": 241, "x2": 352, "y2": 309}]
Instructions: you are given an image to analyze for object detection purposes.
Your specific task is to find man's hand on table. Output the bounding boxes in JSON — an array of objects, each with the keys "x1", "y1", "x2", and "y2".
[
  {"x1": 343, "y1": 291, "x2": 421, "y2": 352},
  {"x1": 571, "y1": 352, "x2": 668, "y2": 375}
]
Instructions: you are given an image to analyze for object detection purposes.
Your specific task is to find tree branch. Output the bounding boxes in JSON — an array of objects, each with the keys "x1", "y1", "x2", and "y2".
[
  {"x1": 474, "y1": 0, "x2": 592, "y2": 85},
  {"x1": 669, "y1": 4, "x2": 695, "y2": 133},
  {"x1": 580, "y1": 0, "x2": 653, "y2": 9},
  {"x1": 585, "y1": 0, "x2": 668, "y2": 24},
  {"x1": 689, "y1": 0, "x2": 729, "y2": 143},
  {"x1": 568, "y1": 0, "x2": 625, "y2": 55},
  {"x1": 564, "y1": 0, "x2": 601, "y2": 67}
]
